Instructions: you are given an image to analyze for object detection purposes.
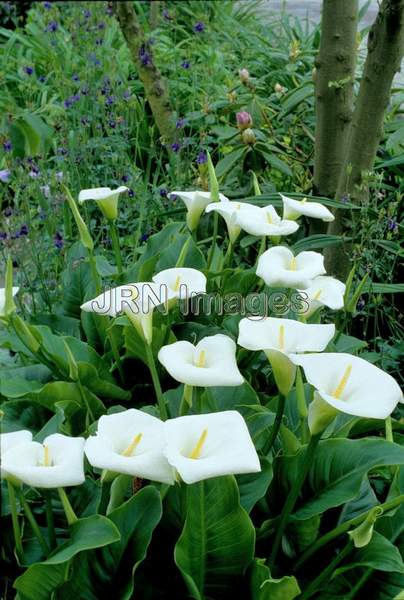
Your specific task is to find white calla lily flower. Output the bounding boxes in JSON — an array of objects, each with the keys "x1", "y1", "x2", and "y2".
[
  {"x1": 152, "y1": 267, "x2": 207, "y2": 301},
  {"x1": 257, "y1": 246, "x2": 326, "y2": 289},
  {"x1": 1, "y1": 430, "x2": 33, "y2": 478},
  {"x1": 1, "y1": 434, "x2": 85, "y2": 488},
  {"x1": 85, "y1": 409, "x2": 175, "y2": 484},
  {"x1": 81, "y1": 282, "x2": 175, "y2": 344},
  {"x1": 281, "y1": 194, "x2": 334, "y2": 222},
  {"x1": 235, "y1": 204, "x2": 299, "y2": 238},
  {"x1": 163, "y1": 411, "x2": 261, "y2": 484},
  {"x1": 78, "y1": 186, "x2": 128, "y2": 220},
  {"x1": 205, "y1": 201, "x2": 258, "y2": 243},
  {"x1": 0, "y1": 287, "x2": 19, "y2": 317},
  {"x1": 289, "y1": 353, "x2": 403, "y2": 434},
  {"x1": 158, "y1": 334, "x2": 244, "y2": 387},
  {"x1": 238, "y1": 317, "x2": 335, "y2": 395},
  {"x1": 171, "y1": 190, "x2": 229, "y2": 231},
  {"x1": 299, "y1": 276, "x2": 346, "y2": 317}
]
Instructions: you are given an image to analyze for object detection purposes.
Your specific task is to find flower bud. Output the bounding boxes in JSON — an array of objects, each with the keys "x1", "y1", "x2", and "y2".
[
  {"x1": 236, "y1": 111, "x2": 253, "y2": 130},
  {"x1": 274, "y1": 83, "x2": 285, "y2": 94},
  {"x1": 238, "y1": 68, "x2": 250, "y2": 84},
  {"x1": 241, "y1": 128, "x2": 256, "y2": 145},
  {"x1": 312, "y1": 67, "x2": 317, "y2": 82}
]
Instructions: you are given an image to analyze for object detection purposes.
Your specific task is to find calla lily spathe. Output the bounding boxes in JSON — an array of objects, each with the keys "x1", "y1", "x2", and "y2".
[
  {"x1": 289, "y1": 353, "x2": 403, "y2": 434},
  {"x1": 299, "y1": 275, "x2": 346, "y2": 318},
  {"x1": 1, "y1": 433, "x2": 85, "y2": 488},
  {"x1": 78, "y1": 186, "x2": 128, "y2": 220},
  {"x1": 0, "y1": 287, "x2": 19, "y2": 317},
  {"x1": 235, "y1": 205, "x2": 299, "y2": 238},
  {"x1": 281, "y1": 194, "x2": 334, "y2": 222},
  {"x1": 84, "y1": 409, "x2": 175, "y2": 484},
  {"x1": 171, "y1": 190, "x2": 229, "y2": 231},
  {"x1": 81, "y1": 282, "x2": 176, "y2": 344},
  {"x1": 158, "y1": 334, "x2": 244, "y2": 387},
  {"x1": 152, "y1": 267, "x2": 207, "y2": 300},
  {"x1": 238, "y1": 317, "x2": 335, "y2": 395},
  {"x1": 163, "y1": 411, "x2": 261, "y2": 484},
  {"x1": 205, "y1": 201, "x2": 258, "y2": 243},
  {"x1": 1, "y1": 430, "x2": 32, "y2": 478},
  {"x1": 257, "y1": 246, "x2": 326, "y2": 289}
]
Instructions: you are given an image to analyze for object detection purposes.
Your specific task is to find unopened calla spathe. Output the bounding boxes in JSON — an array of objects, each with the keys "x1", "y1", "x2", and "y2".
[
  {"x1": 2, "y1": 433, "x2": 85, "y2": 488},
  {"x1": 289, "y1": 353, "x2": 403, "y2": 434},
  {"x1": 0, "y1": 286, "x2": 19, "y2": 318},
  {"x1": 238, "y1": 317, "x2": 335, "y2": 395},
  {"x1": 235, "y1": 204, "x2": 299, "y2": 238},
  {"x1": 152, "y1": 267, "x2": 207, "y2": 301},
  {"x1": 163, "y1": 411, "x2": 260, "y2": 484},
  {"x1": 84, "y1": 409, "x2": 175, "y2": 484},
  {"x1": 281, "y1": 194, "x2": 334, "y2": 222},
  {"x1": 257, "y1": 246, "x2": 326, "y2": 289},
  {"x1": 171, "y1": 190, "x2": 229, "y2": 231},
  {"x1": 78, "y1": 186, "x2": 128, "y2": 220},
  {"x1": 299, "y1": 275, "x2": 346, "y2": 318},
  {"x1": 158, "y1": 334, "x2": 244, "y2": 387}
]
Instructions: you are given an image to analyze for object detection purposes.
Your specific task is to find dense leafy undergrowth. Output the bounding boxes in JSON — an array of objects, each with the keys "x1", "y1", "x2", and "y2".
[{"x1": 0, "y1": 2, "x2": 404, "y2": 599}]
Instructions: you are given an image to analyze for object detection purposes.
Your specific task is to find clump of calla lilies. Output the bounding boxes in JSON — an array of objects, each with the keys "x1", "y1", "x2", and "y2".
[{"x1": 1, "y1": 154, "x2": 403, "y2": 591}]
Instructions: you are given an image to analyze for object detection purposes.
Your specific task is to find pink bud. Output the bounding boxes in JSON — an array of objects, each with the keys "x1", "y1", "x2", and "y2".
[
  {"x1": 239, "y1": 68, "x2": 250, "y2": 83},
  {"x1": 236, "y1": 111, "x2": 253, "y2": 130}
]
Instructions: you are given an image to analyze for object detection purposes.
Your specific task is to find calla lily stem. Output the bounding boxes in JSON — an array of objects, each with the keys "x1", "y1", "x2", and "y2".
[
  {"x1": 299, "y1": 540, "x2": 353, "y2": 600},
  {"x1": 107, "y1": 326, "x2": 125, "y2": 384},
  {"x1": 44, "y1": 490, "x2": 56, "y2": 550},
  {"x1": 7, "y1": 481, "x2": 24, "y2": 562},
  {"x1": 294, "y1": 492, "x2": 404, "y2": 571},
  {"x1": 17, "y1": 488, "x2": 49, "y2": 555},
  {"x1": 207, "y1": 212, "x2": 219, "y2": 269},
  {"x1": 263, "y1": 394, "x2": 286, "y2": 455},
  {"x1": 145, "y1": 342, "x2": 168, "y2": 420},
  {"x1": 180, "y1": 384, "x2": 193, "y2": 416},
  {"x1": 58, "y1": 488, "x2": 78, "y2": 526},
  {"x1": 269, "y1": 432, "x2": 322, "y2": 566},
  {"x1": 385, "y1": 416, "x2": 393, "y2": 442},
  {"x1": 109, "y1": 221, "x2": 123, "y2": 276}
]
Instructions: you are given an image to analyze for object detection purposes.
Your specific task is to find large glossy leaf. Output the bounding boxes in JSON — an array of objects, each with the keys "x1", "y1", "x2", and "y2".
[
  {"x1": 333, "y1": 532, "x2": 404, "y2": 577},
  {"x1": 57, "y1": 486, "x2": 162, "y2": 600},
  {"x1": 271, "y1": 438, "x2": 404, "y2": 520},
  {"x1": 14, "y1": 515, "x2": 120, "y2": 600},
  {"x1": 237, "y1": 457, "x2": 273, "y2": 513},
  {"x1": 174, "y1": 476, "x2": 255, "y2": 599}
]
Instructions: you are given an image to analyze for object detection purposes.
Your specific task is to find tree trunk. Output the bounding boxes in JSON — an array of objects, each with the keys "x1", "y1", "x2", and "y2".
[
  {"x1": 113, "y1": 1, "x2": 175, "y2": 147},
  {"x1": 149, "y1": 0, "x2": 160, "y2": 30},
  {"x1": 325, "y1": 0, "x2": 404, "y2": 278},
  {"x1": 312, "y1": 0, "x2": 358, "y2": 235}
]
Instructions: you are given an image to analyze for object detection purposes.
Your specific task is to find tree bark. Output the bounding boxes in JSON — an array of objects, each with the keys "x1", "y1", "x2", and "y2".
[
  {"x1": 312, "y1": 0, "x2": 358, "y2": 237},
  {"x1": 149, "y1": 0, "x2": 160, "y2": 30},
  {"x1": 113, "y1": 1, "x2": 175, "y2": 146},
  {"x1": 325, "y1": 0, "x2": 404, "y2": 278}
]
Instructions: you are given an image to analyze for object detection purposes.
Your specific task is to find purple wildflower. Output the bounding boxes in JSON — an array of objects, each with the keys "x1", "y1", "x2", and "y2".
[
  {"x1": 64, "y1": 97, "x2": 73, "y2": 109},
  {"x1": 38, "y1": 75, "x2": 46, "y2": 83},
  {"x1": 43, "y1": 1, "x2": 52, "y2": 8},
  {"x1": 83, "y1": 9, "x2": 91, "y2": 18},
  {"x1": 122, "y1": 174, "x2": 130, "y2": 183},
  {"x1": 176, "y1": 117, "x2": 186, "y2": 129},
  {"x1": 47, "y1": 21, "x2": 58, "y2": 32},
  {"x1": 181, "y1": 61, "x2": 190, "y2": 70},
  {"x1": 54, "y1": 231, "x2": 64, "y2": 249},
  {"x1": 56, "y1": 171, "x2": 64, "y2": 181},
  {"x1": 81, "y1": 85, "x2": 89, "y2": 95},
  {"x1": 357, "y1": 297, "x2": 365, "y2": 310},
  {"x1": 0, "y1": 169, "x2": 11, "y2": 183},
  {"x1": 95, "y1": 38, "x2": 103, "y2": 46},
  {"x1": 19, "y1": 224, "x2": 29, "y2": 236},
  {"x1": 139, "y1": 45, "x2": 152, "y2": 67},
  {"x1": 387, "y1": 218, "x2": 398, "y2": 232},
  {"x1": 162, "y1": 9, "x2": 172, "y2": 20},
  {"x1": 196, "y1": 150, "x2": 207, "y2": 165},
  {"x1": 98, "y1": 21, "x2": 106, "y2": 30},
  {"x1": 141, "y1": 232, "x2": 149, "y2": 242},
  {"x1": 123, "y1": 89, "x2": 131, "y2": 100},
  {"x1": 109, "y1": 120, "x2": 116, "y2": 128},
  {"x1": 159, "y1": 188, "x2": 168, "y2": 198},
  {"x1": 171, "y1": 142, "x2": 181, "y2": 153},
  {"x1": 128, "y1": 189, "x2": 135, "y2": 198},
  {"x1": 24, "y1": 66, "x2": 34, "y2": 75},
  {"x1": 0, "y1": 232, "x2": 7, "y2": 241},
  {"x1": 3, "y1": 140, "x2": 12, "y2": 152},
  {"x1": 170, "y1": 193, "x2": 178, "y2": 202},
  {"x1": 4, "y1": 207, "x2": 13, "y2": 217},
  {"x1": 105, "y1": 95, "x2": 115, "y2": 106},
  {"x1": 80, "y1": 116, "x2": 90, "y2": 126},
  {"x1": 28, "y1": 170, "x2": 39, "y2": 179},
  {"x1": 72, "y1": 74, "x2": 80, "y2": 82},
  {"x1": 57, "y1": 147, "x2": 68, "y2": 156},
  {"x1": 193, "y1": 22, "x2": 205, "y2": 33}
]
